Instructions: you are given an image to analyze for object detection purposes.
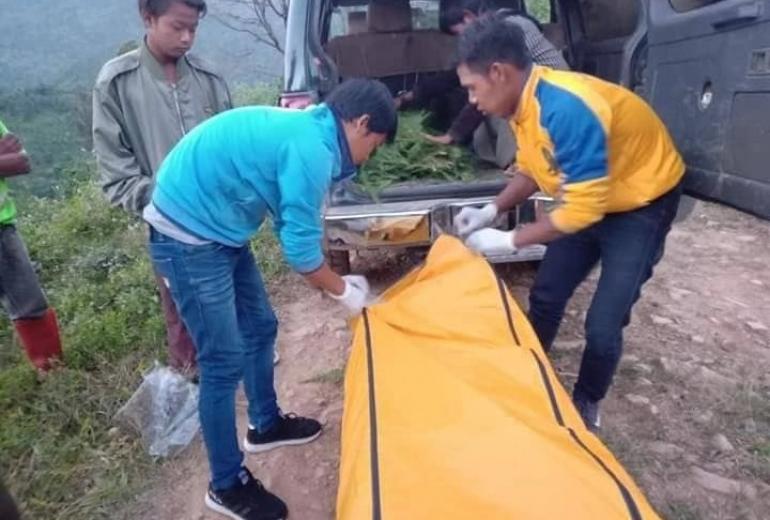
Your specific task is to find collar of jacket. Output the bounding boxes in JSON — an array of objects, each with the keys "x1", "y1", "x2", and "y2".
[
  {"x1": 140, "y1": 38, "x2": 192, "y2": 82},
  {"x1": 327, "y1": 105, "x2": 358, "y2": 181},
  {"x1": 513, "y1": 64, "x2": 539, "y2": 125}
]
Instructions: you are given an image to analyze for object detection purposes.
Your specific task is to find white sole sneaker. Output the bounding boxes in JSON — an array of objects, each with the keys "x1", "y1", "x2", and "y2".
[
  {"x1": 204, "y1": 492, "x2": 287, "y2": 520},
  {"x1": 243, "y1": 429, "x2": 322, "y2": 454},
  {"x1": 205, "y1": 493, "x2": 241, "y2": 520}
]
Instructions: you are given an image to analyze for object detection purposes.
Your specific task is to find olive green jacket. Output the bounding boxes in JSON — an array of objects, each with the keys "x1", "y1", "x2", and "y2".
[{"x1": 92, "y1": 40, "x2": 231, "y2": 215}]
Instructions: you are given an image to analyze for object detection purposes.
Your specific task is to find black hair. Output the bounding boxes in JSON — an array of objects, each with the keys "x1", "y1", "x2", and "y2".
[
  {"x1": 138, "y1": 0, "x2": 207, "y2": 17},
  {"x1": 439, "y1": 0, "x2": 476, "y2": 33},
  {"x1": 326, "y1": 79, "x2": 398, "y2": 143},
  {"x1": 457, "y1": 15, "x2": 533, "y2": 73},
  {"x1": 439, "y1": 0, "x2": 537, "y2": 34}
]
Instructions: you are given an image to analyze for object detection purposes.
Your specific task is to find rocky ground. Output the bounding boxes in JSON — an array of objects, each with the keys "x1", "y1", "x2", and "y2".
[{"x1": 129, "y1": 199, "x2": 770, "y2": 520}]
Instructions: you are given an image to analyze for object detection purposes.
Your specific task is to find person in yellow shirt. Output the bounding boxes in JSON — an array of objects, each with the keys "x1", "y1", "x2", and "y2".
[{"x1": 453, "y1": 17, "x2": 685, "y2": 430}]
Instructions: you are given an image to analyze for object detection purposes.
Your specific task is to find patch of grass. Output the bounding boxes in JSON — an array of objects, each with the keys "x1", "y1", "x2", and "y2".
[
  {"x1": 711, "y1": 382, "x2": 770, "y2": 440},
  {"x1": 748, "y1": 441, "x2": 770, "y2": 484},
  {"x1": 749, "y1": 441, "x2": 770, "y2": 459},
  {"x1": 663, "y1": 502, "x2": 702, "y2": 520},
  {"x1": 1, "y1": 177, "x2": 163, "y2": 518},
  {"x1": 232, "y1": 82, "x2": 281, "y2": 107},
  {"x1": 250, "y1": 221, "x2": 287, "y2": 282},
  {"x1": 303, "y1": 367, "x2": 345, "y2": 386},
  {"x1": 708, "y1": 382, "x2": 770, "y2": 486},
  {"x1": 601, "y1": 427, "x2": 656, "y2": 482},
  {"x1": 1, "y1": 359, "x2": 161, "y2": 519},
  {"x1": 18, "y1": 179, "x2": 165, "y2": 370}
]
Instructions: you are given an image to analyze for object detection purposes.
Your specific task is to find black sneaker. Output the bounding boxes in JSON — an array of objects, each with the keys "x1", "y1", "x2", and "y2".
[
  {"x1": 573, "y1": 393, "x2": 602, "y2": 432},
  {"x1": 244, "y1": 413, "x2": 322, "y2": 453},
  {"x1": 205, "y1": 467, "x2": 287, "y2": 520}
]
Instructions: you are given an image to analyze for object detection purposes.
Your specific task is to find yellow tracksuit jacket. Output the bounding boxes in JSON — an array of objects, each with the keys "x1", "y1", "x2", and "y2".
[{"x1": 511, "y1": 65, "x2": 685, "y2": 233}]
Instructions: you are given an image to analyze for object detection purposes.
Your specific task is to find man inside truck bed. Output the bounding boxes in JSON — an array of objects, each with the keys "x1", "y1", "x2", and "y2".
[
  {"x1": 398, "y1": 0, "x2": 568, "y2": 168},
  {"x1": 453, "y1": 17, "x2": 685, "y2": 430}
]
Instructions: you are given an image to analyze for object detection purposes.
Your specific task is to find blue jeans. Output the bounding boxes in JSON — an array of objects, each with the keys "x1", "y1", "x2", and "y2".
[
  {"x1": 528, "y1": 183, "x2": 682, "y2": 402},
  {"x1": 149, "y1": 228, "x2": 280, "y2": 490}
]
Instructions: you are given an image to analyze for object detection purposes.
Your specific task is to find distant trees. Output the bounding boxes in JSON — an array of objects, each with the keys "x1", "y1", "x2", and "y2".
[
  {"x1": 116, "y1": 40, "x2": 140, "y2": 56},
  {"x1": 0, "y1": 87, "x2": 92, "y2": 197},
  {"x1": 210, "y1": 0, "x2": 289, "y2": 54}
]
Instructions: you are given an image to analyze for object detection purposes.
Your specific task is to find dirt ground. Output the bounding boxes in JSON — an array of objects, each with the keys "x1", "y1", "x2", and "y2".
[{"x1": 129, "y1": 199, "x2": 770, "y2": 520}]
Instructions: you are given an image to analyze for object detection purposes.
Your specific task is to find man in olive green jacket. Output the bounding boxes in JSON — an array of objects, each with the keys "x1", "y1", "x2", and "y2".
[{"x1": 92, "y1": 0, "x2": 231, "y2": 374}]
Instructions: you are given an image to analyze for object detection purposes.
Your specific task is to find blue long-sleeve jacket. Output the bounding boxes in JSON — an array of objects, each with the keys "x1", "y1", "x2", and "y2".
[{"x1": 151, "y1": 104, "x2": 355, "y2": 273}]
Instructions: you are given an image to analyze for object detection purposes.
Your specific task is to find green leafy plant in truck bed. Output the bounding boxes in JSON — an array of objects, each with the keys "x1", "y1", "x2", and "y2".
[{"x1": 356, "y1": 111, "x2": 474, "y2": 196}]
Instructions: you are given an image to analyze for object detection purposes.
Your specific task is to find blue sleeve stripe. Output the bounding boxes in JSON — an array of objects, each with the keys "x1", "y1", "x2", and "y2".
[{"x1": 535, "y1": 80, "x2": 608, "y2": 184}]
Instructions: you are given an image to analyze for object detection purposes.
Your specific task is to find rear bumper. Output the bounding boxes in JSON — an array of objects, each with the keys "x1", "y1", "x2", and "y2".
[{"x1": 324, "y1": 194, "x2": 553, "y2": 263}]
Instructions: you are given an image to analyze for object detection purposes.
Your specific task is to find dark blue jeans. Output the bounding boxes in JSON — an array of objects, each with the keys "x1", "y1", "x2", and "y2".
[
  {"x1": 149, "y1": 228, "x2": 280, "y2": 490},
  {"x1": 528, "y1": 184, "x2": 682, "y2": 403},
  {"x1": 0, "y1": 225, "x2": 48, "y2": 320}
]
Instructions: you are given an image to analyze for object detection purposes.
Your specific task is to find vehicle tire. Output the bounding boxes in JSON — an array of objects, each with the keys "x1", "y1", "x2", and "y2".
[{"x1": 328, "y1": 250, "x2": 351, "y2": 275}]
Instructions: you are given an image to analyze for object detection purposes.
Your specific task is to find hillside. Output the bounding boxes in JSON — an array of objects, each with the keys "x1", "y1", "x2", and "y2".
[{"x1": 0, "y1": 0, "x2": 283, "y2": 90}]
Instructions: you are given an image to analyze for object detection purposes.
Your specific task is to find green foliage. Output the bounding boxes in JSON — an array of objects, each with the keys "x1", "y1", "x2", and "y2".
[
  {"x1": 750, "y1": 441, "x2": 770, "y2": 458},
  {"x1": 526, "y1": 0, "x2": 552, "y2": 23},
  {"x1": 0, "y1": 81, "x2": 289, "y2": 517},
  {"x1": 0, "y1": 361, "x2": 160, "y2": 519},
  {"x1": 664, "y1": 502, "x2": 702, "y2": 520},
  {"x1": 116, "y1": 40, "x2": 140, "y2": 56},
  {"x1": 0, "y1": 86, "x2": 92, "y2": 198},
  {"x1": 232, "y1": 82, "x2": 281, "y2": 107},
  {"x1": 356, "y1": 111, "x2": 474, "y2": 196},
  {"x1": 19, "y1": 181, "x2": 165, "y2": 371},
  {"x1": 0, "y1": 172, "x2": 165, "y2": 518},
  {"x1": 251, "y1": 220, "x2": 288, "y2": 281},
  {"x1": 303, "y1": 367, "x2": 345, "y2": 386}
]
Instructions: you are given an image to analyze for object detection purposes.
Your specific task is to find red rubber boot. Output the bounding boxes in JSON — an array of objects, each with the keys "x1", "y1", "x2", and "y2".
[{"x1": 13, "y1": 308, "x2": 63, "y2": 371}]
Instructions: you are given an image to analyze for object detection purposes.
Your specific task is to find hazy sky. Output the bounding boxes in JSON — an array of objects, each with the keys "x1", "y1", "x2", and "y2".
[{"x1": 0, "y1": 0, "x2": 284, "y2": 89}]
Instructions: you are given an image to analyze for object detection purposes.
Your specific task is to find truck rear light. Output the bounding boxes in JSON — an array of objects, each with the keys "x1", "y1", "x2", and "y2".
[{"x1": 280, "y1": 92, "x2": 314, "y2": 109}]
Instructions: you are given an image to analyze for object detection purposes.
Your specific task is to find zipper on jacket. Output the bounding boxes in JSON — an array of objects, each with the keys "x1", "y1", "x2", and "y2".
[{"x1": 171, "y1": 84, "x2": 187, "y2": 135}]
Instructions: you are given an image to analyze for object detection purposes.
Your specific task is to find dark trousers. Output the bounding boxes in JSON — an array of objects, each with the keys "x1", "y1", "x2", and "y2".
[
  {"x1": 0, "y1": 224, "x2": 48, "y2": 320},
  {"x1": 0, "y1": 478, "x2": 20, "y2": 520},
  {"x1": 156, "y1": 272, "x2": 197, "y2": 372},
  {"x1": 528, "y1": 183, "x2": 682, "y2": 402}
]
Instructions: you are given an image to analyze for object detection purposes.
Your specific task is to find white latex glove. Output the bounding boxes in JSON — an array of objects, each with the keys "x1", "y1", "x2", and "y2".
[
  {"x1": 327, "y1": 275, "x2": 372, "y2": 315},
  {"x1": 453, "y1": 203, "x2": 498, "y2": 236},
  {"x1": 465, "y1": 228, "x2": 517, "y2": 256}
]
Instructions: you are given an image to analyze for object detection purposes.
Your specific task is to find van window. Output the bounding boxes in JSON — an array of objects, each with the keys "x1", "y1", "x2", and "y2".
[
  {"x1": 329, "y1": 0, "x2": 441, "y2": 38},
  {"x1": 525, "y1": 0, "x2": 552, "y2": 23},
  {"x1": 412, "y1": 0, "x2": 440, "y2": 28},
  {"x1": 670, "y1": 0, "x2": 724, "y2": 12}
]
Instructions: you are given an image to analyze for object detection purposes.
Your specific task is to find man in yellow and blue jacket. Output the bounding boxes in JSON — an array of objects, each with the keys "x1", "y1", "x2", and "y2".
[{"x1": 453, "y1": 17, "x2": 685, "y2": 430}]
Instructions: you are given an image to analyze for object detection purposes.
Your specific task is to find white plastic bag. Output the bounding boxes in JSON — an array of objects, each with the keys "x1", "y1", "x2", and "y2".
[{"x1": 115, "y1": 362, "x2": 199, "y2": 457}]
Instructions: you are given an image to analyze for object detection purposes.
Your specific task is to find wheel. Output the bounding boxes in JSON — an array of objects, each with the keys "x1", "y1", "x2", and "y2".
[{"x1": 328, "y1": 249, "x2": 351, "y2": 275}]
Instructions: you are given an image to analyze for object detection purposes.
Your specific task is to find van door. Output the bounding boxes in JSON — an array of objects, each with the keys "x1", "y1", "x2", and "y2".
[
  {"x1": 644, "y1": 0, "x2": 770, "y2": 218},
  {"x1": 554, "y1": 0, "x2": 644, "y2": 83}
]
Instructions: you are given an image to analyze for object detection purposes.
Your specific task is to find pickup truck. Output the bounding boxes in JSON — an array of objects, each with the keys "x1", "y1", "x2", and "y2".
[{"x1": 281, "y1": 0, "x2": 770, "y2": 272}]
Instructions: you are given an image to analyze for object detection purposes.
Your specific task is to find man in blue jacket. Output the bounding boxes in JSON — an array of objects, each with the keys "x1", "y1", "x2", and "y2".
[{"x1": 144, "y1": 78, "x2": 396, "y2": 520}]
